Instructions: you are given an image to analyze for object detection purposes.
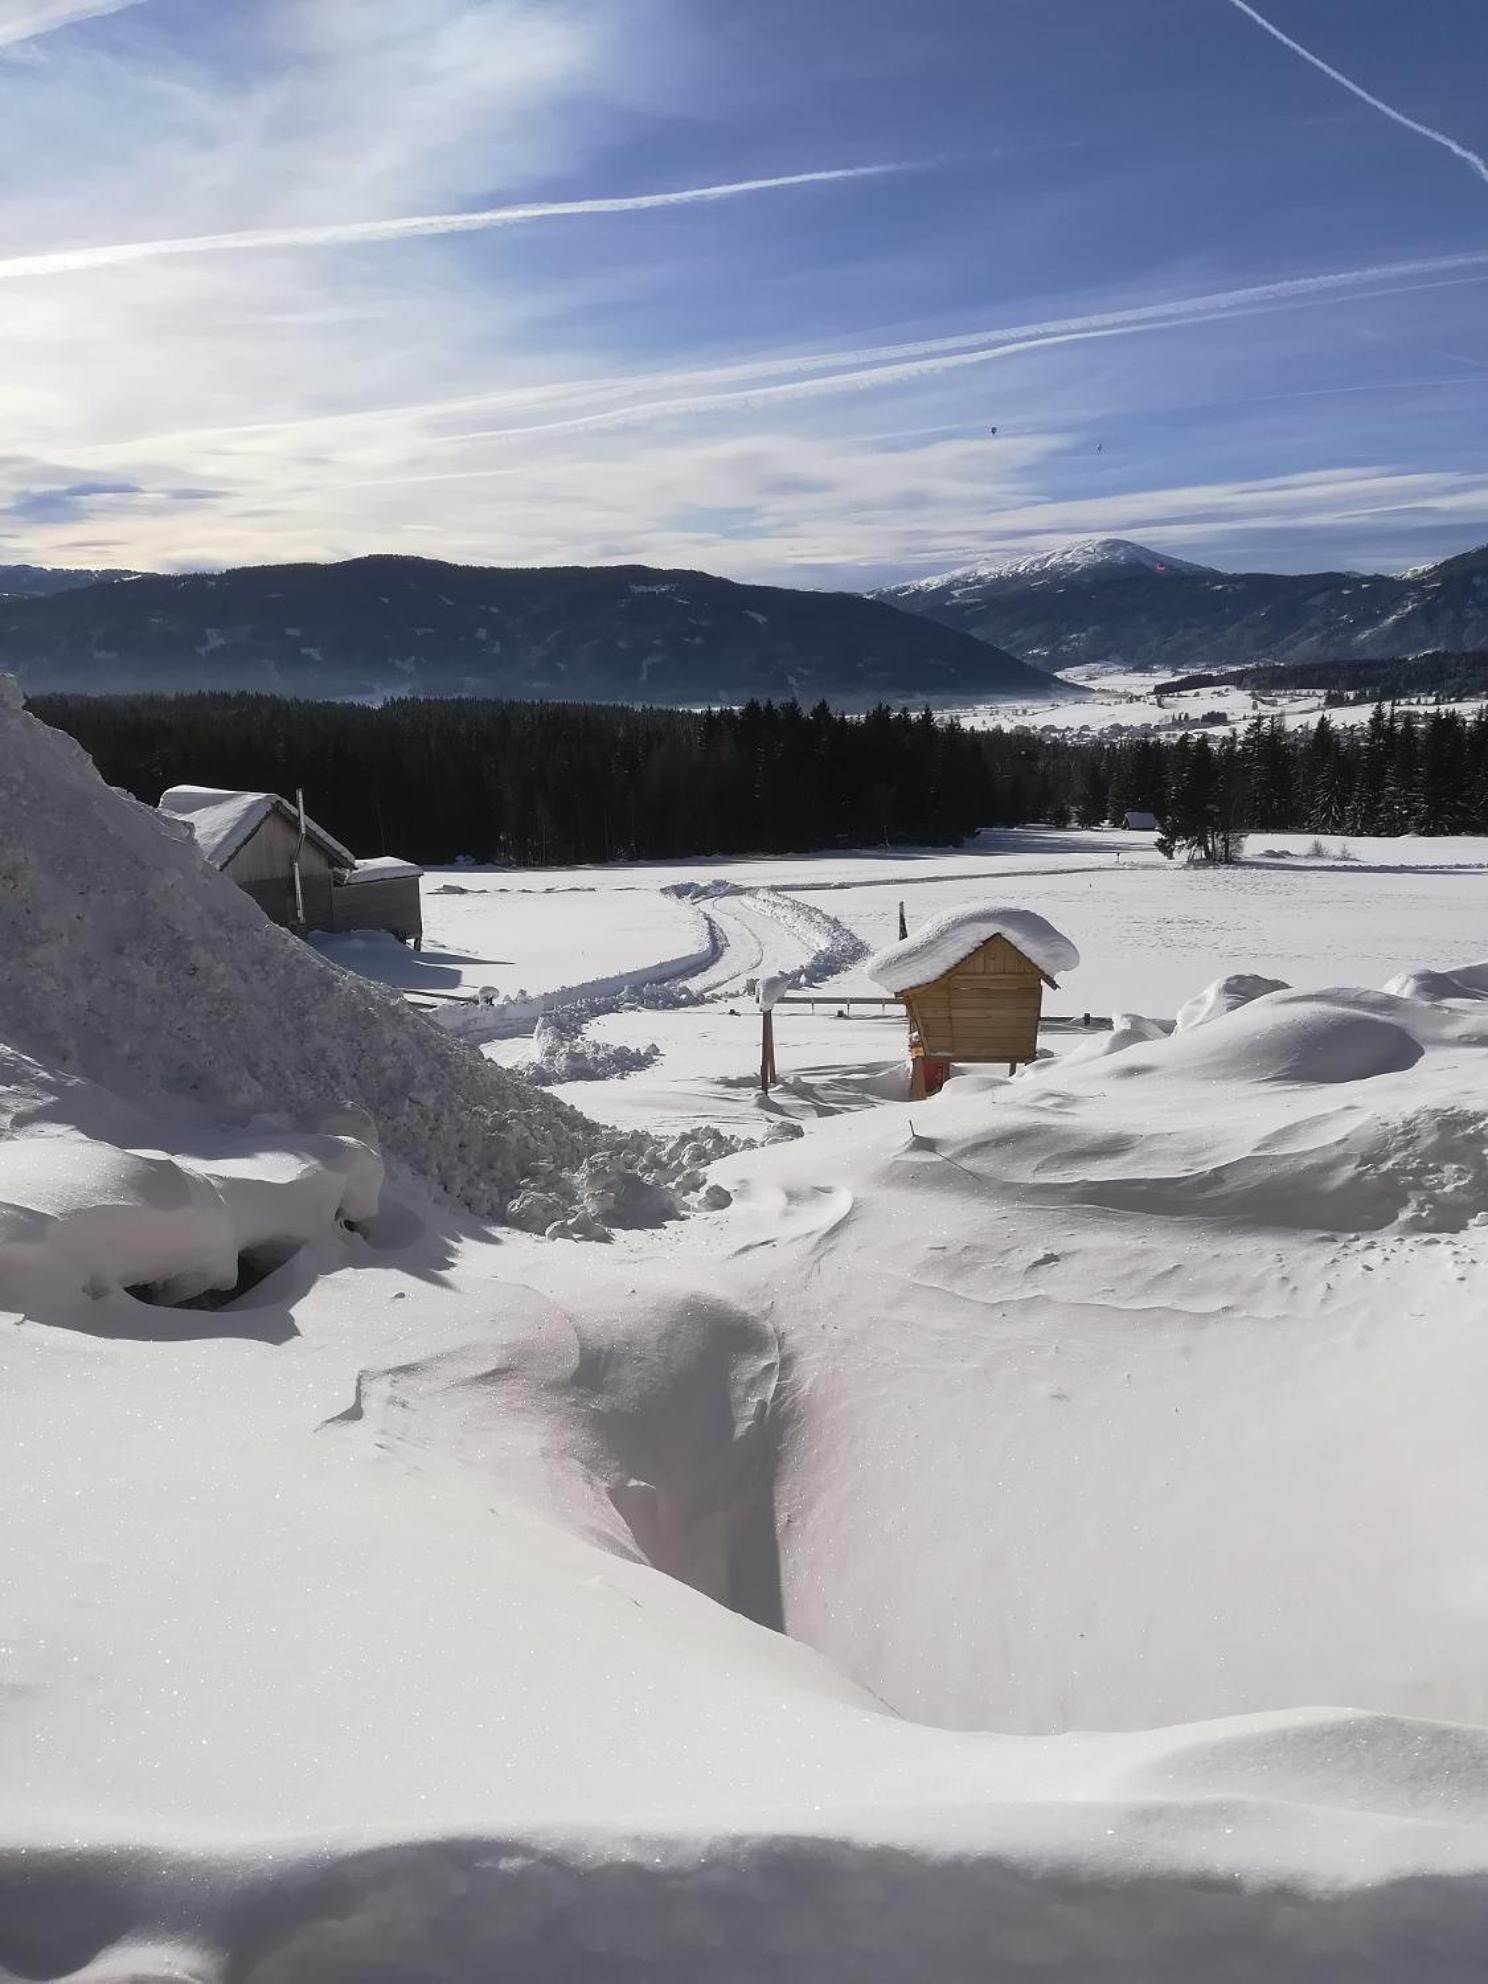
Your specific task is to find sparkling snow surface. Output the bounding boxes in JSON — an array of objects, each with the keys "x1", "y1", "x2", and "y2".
[{"x1": 14, "y1": 700, "x2": 1488, "y2": 1976}]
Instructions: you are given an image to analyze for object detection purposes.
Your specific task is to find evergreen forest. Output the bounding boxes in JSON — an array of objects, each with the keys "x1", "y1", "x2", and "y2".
[{"x1": 28, "y1": 691, "x2": 1488, "y2": 868}]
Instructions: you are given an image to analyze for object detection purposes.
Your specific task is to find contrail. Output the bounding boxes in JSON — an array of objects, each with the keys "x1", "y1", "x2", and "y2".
[
  {"x1": 0, "y1": 164, "x2": 905, "y2": 281},
  {"x1": 55, "y1": 246, "x2": 1488, "y2": 468},
  {"x1": 433, "y1": 253, "x2": 1488, "y2": 444},
  {"x1": 0, "y1": 0, "x2": 140, "y2": 48},
  {"x1": 1224, "y1": 0, "x2": 1488, "y2": 186}
]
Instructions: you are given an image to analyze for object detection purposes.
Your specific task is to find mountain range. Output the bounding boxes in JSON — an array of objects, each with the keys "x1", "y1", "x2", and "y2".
[
  {"x1": 0, "y1": 554, "x2": 1058, "y2": 705},
  {"x1": 875, "y1": 537, "x2": 1488, "y2": 673}
]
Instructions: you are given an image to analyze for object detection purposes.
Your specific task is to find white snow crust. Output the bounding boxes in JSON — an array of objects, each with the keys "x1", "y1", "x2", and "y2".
[
  {"x1": 16, "y1": 720, "x2": 1488, "y2": 1977},
  {"x1": 867, "y1": 903, "x2": 1080, "y2": 993}
]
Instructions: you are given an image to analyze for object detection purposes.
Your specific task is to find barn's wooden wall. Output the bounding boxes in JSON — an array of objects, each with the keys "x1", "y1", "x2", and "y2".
[
  {"x1": 903, "y1": 933, "x2": 1045, "y2": 1064},
  {"x1": 224, "y1": 813, "x2": 335, "y2": 928},
  {"x1": 330, "y1": 875, "x2": 423, "y2": 943}
]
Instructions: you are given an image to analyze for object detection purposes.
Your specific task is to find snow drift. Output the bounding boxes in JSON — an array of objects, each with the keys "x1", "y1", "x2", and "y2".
[{"x1": 0, "y1": 680, "x2": 602, "y2": 1221}]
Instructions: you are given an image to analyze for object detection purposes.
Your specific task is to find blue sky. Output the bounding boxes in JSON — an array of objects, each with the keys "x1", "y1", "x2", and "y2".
[{"x1": 0, "y1": 0, "x2": 1485, "y2": 584}]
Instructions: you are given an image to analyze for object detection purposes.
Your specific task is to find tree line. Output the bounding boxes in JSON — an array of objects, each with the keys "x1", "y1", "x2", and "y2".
[{"x1": 26, "y1": 691, "x2": 1488, "y2": 867}]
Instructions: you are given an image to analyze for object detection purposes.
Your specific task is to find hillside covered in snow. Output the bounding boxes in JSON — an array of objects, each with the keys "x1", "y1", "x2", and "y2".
[{"x1": 10, "y1": 697, "x2": 1488, "y2": 1976}]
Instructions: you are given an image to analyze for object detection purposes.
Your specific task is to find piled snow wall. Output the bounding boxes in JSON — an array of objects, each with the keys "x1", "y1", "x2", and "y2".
[{"x1": 0, "y1": 684, "x2": 601, "y2": 1217}]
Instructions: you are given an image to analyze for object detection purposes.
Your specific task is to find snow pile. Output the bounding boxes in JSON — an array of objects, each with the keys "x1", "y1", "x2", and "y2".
[
  {"x1": 522, "y1": 1009, "x2": 662, "y2": 1086},
  {"x1": 868, "y1": 904, "x2": 1080, "y2": 993},
  {"x1": 0, "y1": 1070, "x2": 382, "y2": 1323},
  {"x1": 0, "y1": 683, "x2": 603, "y2": 1221},
  {"x1": 506, "y1": 1122, "x2": 743, "y2": 1237}
]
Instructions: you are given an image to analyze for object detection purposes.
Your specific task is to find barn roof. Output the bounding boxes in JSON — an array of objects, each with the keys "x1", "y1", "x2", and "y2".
[
  {"x1": 159, "y1": 786, "x2": 355, "y2": 871},
  {"x1": 337, "y1": 855, "x2": 424, "y2": 886},
  {"x1": 867, "y1": 905, "x2": 1079, "y2": 995}
]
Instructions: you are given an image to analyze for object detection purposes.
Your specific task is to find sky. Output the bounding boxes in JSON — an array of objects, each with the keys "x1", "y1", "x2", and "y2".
[{"x1": 0, "y1": 0, "x2": 1485, "y2": 587}]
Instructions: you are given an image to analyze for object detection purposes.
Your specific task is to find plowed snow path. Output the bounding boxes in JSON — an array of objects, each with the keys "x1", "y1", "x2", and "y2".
[{"x1": 687, "y1": 889, "x2": 869, "y2": 997}]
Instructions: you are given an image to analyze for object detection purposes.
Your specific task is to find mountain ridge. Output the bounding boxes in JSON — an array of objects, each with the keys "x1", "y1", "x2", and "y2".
[
  {"x1": 0, "y1": 552, "x2": 1068, "y2": 705},
  {"x1": 875, "y1": 536, "x2": 1488, "y2": 672}
]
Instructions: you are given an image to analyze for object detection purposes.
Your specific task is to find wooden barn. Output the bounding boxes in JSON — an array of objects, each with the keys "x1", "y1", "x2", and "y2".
[
  {"x1": 867, "y1": 905, "x2": 1079, "y2": 1095},
  {"x1": 159, "y1": 786, "x2": 423, "y2": 946}
]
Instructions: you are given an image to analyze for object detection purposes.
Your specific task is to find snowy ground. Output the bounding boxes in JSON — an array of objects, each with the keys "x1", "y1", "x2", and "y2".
[
  {"x1": 337, "y1": 828, "x2": 1488, "y2": 1134},
  {"x1": 943, "y1": 665, "x2": 1488, "y2": 740},
  {"x1": 13, "y1": 698, "x2": 1488, "y2": 1979}
]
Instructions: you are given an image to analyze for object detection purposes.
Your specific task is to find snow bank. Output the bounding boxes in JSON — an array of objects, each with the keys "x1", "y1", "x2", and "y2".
[
  {"x1": 0, "y1": 683, "x2": 603, "y2": 1220},
  {"x1": 522, "y1": 1010, "x2": 661, "y2": 1086},
  {"x1": 867, "y1": 904, "x2": 1079, "y2": 993}
]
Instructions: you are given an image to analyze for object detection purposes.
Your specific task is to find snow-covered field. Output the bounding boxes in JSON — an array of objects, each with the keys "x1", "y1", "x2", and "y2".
[
  {"x1": 945, "y1": 664, "x2": 1488, "y2": 740},
  {"x1": 12, "y1": 689, "x2": 1488, "y2": 1977}
]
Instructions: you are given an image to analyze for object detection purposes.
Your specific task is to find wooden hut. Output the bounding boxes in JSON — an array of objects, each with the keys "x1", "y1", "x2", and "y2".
[
  {"x1": 160, "y1": 786, "x2": 423, "y2": 945},
  {"x1": 866, "y1": 906, "x2": 1079, "y2": 1096}
]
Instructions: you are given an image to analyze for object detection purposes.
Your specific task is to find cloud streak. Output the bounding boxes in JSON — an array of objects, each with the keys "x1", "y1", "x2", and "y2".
[
  {"x1": 0, "y1": 164, "x2": 908, "y2": 282},
  {"x1": 0, "y1": 0, "x2": 139, "y2": 48},
  {"x1": 430, "y1": 251, "x2": 1488, "y2": 444},
  {"x1": 1224, "y1": 0, "x2": 1488, "y2": 187}
]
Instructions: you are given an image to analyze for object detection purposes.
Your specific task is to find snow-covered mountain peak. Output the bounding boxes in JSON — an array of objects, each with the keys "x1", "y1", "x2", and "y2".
[{"x1": 894, "y1": 538, "x2": 1217, "y2": 595}]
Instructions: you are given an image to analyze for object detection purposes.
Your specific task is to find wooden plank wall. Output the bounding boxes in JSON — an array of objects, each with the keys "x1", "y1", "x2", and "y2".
[{"x1": 903, "y1": 934, "x2": 1044, "y2": 1063}]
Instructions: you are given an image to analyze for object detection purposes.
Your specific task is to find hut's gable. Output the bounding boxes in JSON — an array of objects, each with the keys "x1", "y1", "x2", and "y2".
[
  {"x1": 866, "y1": 905, "x2": 1079, "y2": 995},
  {"x1": 224, "y1": 807, "x2": 333, "y2": 888},
  {"x1": 867, "y1": 904, "x2": 1079, "y2": 1078},
  {"x1": 159, "y1": 786, "x2": 353, "y2": 871}
]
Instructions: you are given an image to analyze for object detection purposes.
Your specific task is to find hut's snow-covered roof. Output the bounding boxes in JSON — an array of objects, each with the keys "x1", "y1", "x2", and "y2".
[
  {"x1": 867, "y1": 905, "x2": 1079, "y2": 994},
  {"x1": 159, "y1": 786, "x2": 354, "y2": 871},
  {"x1": 337, "y1": 856, "x2": 424, "y2": 887}
]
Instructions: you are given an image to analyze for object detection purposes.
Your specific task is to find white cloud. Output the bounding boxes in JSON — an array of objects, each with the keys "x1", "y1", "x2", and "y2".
[
  {"x1": 0, "y1": 0, "x2": 139, "y2": 50},
  {"x1": 0, "y1": 0, "x2": 1483, "y2": 586}
]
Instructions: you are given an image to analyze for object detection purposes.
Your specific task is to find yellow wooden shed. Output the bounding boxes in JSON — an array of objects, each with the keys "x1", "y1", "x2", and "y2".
[{"x1": 866, "y1": 905, "x2": 1079, "y2": 1094}]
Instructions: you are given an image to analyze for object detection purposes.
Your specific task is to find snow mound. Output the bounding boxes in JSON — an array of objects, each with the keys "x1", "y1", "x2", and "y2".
[
  {"x1": 998, "y1": 986, "x2": 1488, "y2": 1233},
  {"x1": 1385, "y1": 959, "x2": 1488, "y2": 1003},
  {"x1": 522, "y1": 1011, "x2": 661, "y2": 1086},
  {"x1": 868, "y1": 904, "x2": 1079, "y2": 994},
  {"x1": 0, "y1": 683, "x2": 603, "y2": 1221},
  {"x1": 1176, "y1": 973, "x2": 1292, "y2": 1031},
  {"x1": 1158, "y1": 995, "x2": 1425, "y2": 1086}
]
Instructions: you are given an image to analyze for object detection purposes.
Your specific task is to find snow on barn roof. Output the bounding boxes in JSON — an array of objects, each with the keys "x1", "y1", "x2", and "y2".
[
  {"x1": 159, "y1": 786, "x2": 354, "y2": 871},
  {"x1": 337, "y1": 856, "x2": 424, "y2": 886},
  {"x1": 867, "y1": 905, "x2": 1079, "y2": 994}
]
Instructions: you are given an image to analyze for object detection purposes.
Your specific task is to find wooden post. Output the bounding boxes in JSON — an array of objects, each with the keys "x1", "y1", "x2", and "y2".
[
  {"x1": 760, "y1": 1007, "x2": 777, "y2": 1092},
  {"x1": 897, "y1": 899, "x2": 908, "y2": 940}
]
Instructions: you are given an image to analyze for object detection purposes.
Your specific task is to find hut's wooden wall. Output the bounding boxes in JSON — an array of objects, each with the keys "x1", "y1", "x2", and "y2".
[
  {"x1": 224, "y1": 813, "x2": 334, "y2": 928},
  {"x1": 330, "y1": 875, "x2": 423, "y2": 944},
  {"x1": 902, "y1": 933, "x2": 1045, "y2": 1064}
]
